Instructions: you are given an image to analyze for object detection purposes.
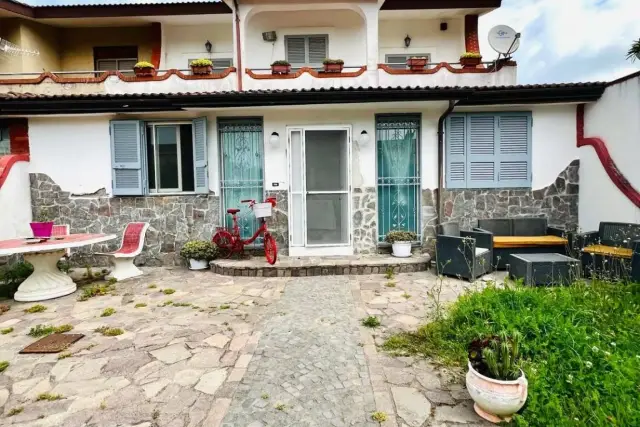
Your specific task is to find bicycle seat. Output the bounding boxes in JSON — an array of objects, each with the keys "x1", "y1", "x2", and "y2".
[{"x1": 226, "y1": 208, "x2": 240, "y2": 215}]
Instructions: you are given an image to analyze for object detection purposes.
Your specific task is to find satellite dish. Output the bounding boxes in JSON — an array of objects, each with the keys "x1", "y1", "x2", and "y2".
[{"x1": 488, "y1": 25, "x2": 520, "y2": 56}]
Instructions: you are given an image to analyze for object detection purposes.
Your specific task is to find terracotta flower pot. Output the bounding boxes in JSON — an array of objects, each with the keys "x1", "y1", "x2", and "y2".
[
  {"x1": 133, "y1": 66, "x2": 156, "y2": 77},
  {"x1": 191, "y1": 65, "x2": 213, "y2": 75},
  {"x1": 323, "y1": 63, "x2": 344, "y2": 73},
  {"x1": 407, "y1": 58, "x2": 427, "y2": 71},
  {"x1": 460, "y1": 56, "x2": 482, "y2": 68},
  {"x1": 466, "y1": 361, "x2": 528, "y2": 424},
  {"x1": 271, "y1": 64, "x2": 291, "y2": 75}
]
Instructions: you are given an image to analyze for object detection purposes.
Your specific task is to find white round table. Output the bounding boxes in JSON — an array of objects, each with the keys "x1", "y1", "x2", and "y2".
[{"x1": 0, "y1": 233, "x2": 116, "y2": 302}]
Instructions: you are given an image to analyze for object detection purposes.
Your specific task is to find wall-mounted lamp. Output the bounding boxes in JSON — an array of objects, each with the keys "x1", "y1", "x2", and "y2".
[
  {"x1": 440, "y1": 22, "x2": 448, "y2": 31},
  {"x1": 262, "y1": 31, "x2": 277, "y2": 42},
  {"x1": 269, "y1": 132, "x2": 280, "y2": 145},
  {"x1": 404, "y1": 34, "x2": 412, "y2": 48},
  {"x1": 358, "y1": 130, "x2": 370, "y2": 145},
  {"x1": 205, "y1": 40, "x2": 212, "y2": 53}
]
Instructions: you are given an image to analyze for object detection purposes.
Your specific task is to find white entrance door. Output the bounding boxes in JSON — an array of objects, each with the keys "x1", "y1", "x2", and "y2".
[{"x1": 288, "y1": 127, "x2": 352, "y2": 256}]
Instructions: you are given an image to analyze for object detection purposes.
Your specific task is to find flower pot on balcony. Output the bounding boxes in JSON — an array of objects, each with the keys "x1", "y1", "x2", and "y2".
[
  {"x1": 323, "y1": 63, "x2": 344, "y2": 73},
  {"x1": 407, "y1": 57, "x2": 428, "y2": 71},
  {"x1": 271, "y1": 62, "x2": 291, "y2": 75},
  {"x1": 460, "y1": 56, "x2": 482, "y2": 69},
  {"x1": 191, "y1": 65, "x2": 213, "y2": 75},
  {"x1": 133, "y1": 66, "x2": 156, "y2": 78}
]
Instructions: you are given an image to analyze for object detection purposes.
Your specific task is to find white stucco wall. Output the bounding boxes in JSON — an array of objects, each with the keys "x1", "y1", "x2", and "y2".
[
  {"x1": 162, "y1": 23, "x2": 234, "y2": 70},
  {"x1": 0, "y1": 160, "x2": 32, "y2": 240},
  {"x1": 581, "y1": 76, "x2": 640, "y2": 231},
  {"x1": 379, "y1": 17, "x2": 464, "y2": 64}
]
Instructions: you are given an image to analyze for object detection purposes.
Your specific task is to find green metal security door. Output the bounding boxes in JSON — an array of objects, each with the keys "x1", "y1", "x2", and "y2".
[
  {"x1": 376, "y1": 115, "x2": 421, "y2": 242},
  {"x1": 219, "y1": 118, "x2": 264, "y2": 241}
]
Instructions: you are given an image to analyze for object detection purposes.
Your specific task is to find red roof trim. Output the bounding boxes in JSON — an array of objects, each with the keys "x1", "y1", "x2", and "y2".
[
  {"x1": 246, "y1": 66, "x2": 367, "y2": 80},
  {"x1": 0, "y1": 154, "x2": 29, "y2": 191},
  {"x1": 378, "y1": 61, "x2": 515, "y2": 75}
]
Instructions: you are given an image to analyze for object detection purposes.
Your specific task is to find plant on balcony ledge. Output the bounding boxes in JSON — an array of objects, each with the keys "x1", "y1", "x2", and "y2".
[
  {"x1": 407, "y1": 57, "x2": 428, "y2": 71},
  {"x1": 133, "y1": 61, "x2": 156, "y2": 77},
  {"x1": 190, "y1": 58, "x2": 213, "y2": 75},
  {"x1": 271, "y1": 60, "x2": 291, "y2": 75},
  {"x1": 323, "y1": 59, "x2": 344, "y2": 73},
  {"x1": 460, "y1": 52, "x2": 483, "y2": 68}
]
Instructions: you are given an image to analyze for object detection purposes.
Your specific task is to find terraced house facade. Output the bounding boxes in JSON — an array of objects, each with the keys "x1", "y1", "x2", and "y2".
[{"x1": 2, "y1": 0, "x2": 637, "y2": 264}]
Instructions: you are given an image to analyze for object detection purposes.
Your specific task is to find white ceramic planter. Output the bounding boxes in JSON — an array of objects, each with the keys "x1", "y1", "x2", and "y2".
[
  {"x1": 466, "y1": 361, "x2": 528, "y2": 423},
  {"x1": 189, "y1": 259, "x2": 209, "y2": 270},
  {"x1": 391, "y1": 242, "x2": 412, "y2": 258}
]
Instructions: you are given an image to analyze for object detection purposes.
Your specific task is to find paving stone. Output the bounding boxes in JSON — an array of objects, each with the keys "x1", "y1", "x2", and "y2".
[
  {"x1": 150, "y1": 344, "x2": 192, "y2": 364},
  {"x1": 195, "y1": 369, "x2": 228, "y2": 395},
  {"x1": 391, "y1": 387, "x2": 432, "y2": 427},
  {"x1": 434, "y1": 402, "x2": 483, "y2": 423},
  {"x1": 0, "y1": 388, "x2": 8, "y2": 407},
  {"x1": 425, "y1": 390, "x2": 456, "y2": 405},
  {"x1": 383, "y1": 367, "x2": 414, "y2": 385},
  {"x1": 174, "y1": 368, "x2": 205, "y2": 387},
  {"x1": 205, "y1": 334, "x2": 231, "y2": 348},
  {"x1": 142, "y1": 378, "x2": 171, "y2": 398},
  {"x1": 187, "y1": 348, "x2": 223, "y2": 369},
  {"x1": 415, "y1": 371, "x2": 442, "y2": 391}
]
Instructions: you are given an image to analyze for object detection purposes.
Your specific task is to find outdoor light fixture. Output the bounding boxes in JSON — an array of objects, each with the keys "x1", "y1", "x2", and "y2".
[
  {"x1": 404, "y1": 35, "x2": 412, "y2": 48},
  {"x1": 269, "y1": 132, "x2": 280, "y2": 145},
  {"x1": 205, "y1": 40, "x2": 212, "y2": 53},
  {"x1": 359, "y1": 130, "x2": 370, "y2": 145}
]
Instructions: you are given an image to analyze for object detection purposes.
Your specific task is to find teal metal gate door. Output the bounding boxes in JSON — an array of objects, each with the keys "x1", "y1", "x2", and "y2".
[
  {"x1": 376, "y1": 115, "x2": 421, "y2": 242},
  {"x1": 219, "y1": 119, "x2": 264, "y2": 241}
]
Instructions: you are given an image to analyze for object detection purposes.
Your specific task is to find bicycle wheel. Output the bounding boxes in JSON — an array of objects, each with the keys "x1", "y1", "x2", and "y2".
[
  {"x1": 263, "y1": 233, "x2": 278, "y2": 265},
  {"x1": 212, "y1": 230, "x2": 234, "y2": 259}
]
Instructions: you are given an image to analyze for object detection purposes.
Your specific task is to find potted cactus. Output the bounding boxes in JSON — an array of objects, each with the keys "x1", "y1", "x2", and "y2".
[
  {"x1": 30, "y1": 208, "x2": 54, "y2": 238},
  {"x1": 180, "y1": 240, "x2": 218, "y2": 270},
  {"x1": 466, "y1": 331, "x2": 528, "y2": 423},
  {"x1": 323, "y1": 59, "x2": 344, "y2": 73},
  {"x1": 460, "y1": 52, "x2": 482, "y2": 68},
  {"x1": 190, "y1": 58, "x2": 213, "y2": 75},
  {"x1": 271, "y1": 60, "x2": 291, "y2": 75},
  {"x1": 407, "y1": 56, "x2": 428, "y2": 71},
  {"x1": 133, "y1": 61, "x2": 156, "y2": 77},
  {"x1": 385, "y1": 230, "x2": 417, "y2": 258}
]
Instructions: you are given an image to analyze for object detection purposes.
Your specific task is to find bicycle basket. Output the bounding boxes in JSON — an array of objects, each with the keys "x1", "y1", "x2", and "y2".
[{"x1": 252, "y1": 202, "x2": 272, "y2": 218}]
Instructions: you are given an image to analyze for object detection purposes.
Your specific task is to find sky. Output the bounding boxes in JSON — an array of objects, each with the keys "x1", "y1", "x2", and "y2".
[{"x1": 19, "y1": 0, "x2": 640, "y2": 84}]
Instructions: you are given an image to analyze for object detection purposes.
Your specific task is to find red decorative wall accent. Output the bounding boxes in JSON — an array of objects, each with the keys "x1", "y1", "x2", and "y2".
[
  {"x1": 150, "y1": 22, "x2": 162, "y2": 69},
  {"x1": 246, "y1": 66, "x2": 367, "y2": 80},
  {"x1": 577, "y1": 103, "x2": 640, "y2": 208},
  {"x1": 0, "y1": 68, "x2": 236, "y2": 85},
  {"x1": 464, "y1": 14, "x2": 480, "y2": 53},
  {"x1": 9, "y1": 119, "x2": 29, "y2": 155},
  {"x1": 378, "y1": 60, "x2": 515, "y2": 75},
  {"x1": 0, "y1": 154, "x2": 30, "y2": 190}
]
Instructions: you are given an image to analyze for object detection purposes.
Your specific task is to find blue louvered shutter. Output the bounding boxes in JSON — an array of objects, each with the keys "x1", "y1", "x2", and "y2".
[
  {"x1": 467, "y1": 115, "x2": 498, "y2": 188},
  {"x1": 110, "y1": 120, "x2": 144, "y2": 196},
  {"x1": 192, "y1": 117, "x2": 209, "y2": 194},
  {"x1": 446, "y1": 115, "x2": 467, "y2": 188},
  {"x1": 497, "y1": 113, "x2": 531, "y2": 187}
]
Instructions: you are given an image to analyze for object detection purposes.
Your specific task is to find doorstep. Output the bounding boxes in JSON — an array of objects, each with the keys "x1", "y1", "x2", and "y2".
[{"x1": 210, "y1": 254, "x2": 431, "y2": 277}]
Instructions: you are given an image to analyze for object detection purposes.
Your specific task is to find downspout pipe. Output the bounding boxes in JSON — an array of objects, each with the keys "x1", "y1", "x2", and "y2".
[
  {"x1": 233, "y1": 0, "x2": 243, "y2": 91},
  {"x1": 436, "y1": 100, "x2": 458, "y2": 224}
]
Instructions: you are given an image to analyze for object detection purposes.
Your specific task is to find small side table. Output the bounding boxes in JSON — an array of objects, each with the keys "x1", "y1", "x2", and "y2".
[{"x1": 509, "y1": 253, "x2": 580, "y2": 286}]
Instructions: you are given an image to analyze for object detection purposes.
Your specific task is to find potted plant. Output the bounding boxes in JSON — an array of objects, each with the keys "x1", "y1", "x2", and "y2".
[
  {"x1": 180, "y1": 240, "x2": 218, "y2": 270},
  {"x1": 30, "y1": 208, "x2": 54, "y2": 238},
  {"x1": 407, "y1": 56, "x2": 428, "y2": 71},
  {"x1": 466, "y1": 331, "x2": 528, "y2": 424},
  {"x1": 323, "y1": 59, "x2": 344, "y2": 73},
  {"x1": 133, "y1": 61, "x2": 156, "y2": 77},
  {"x1": 460, "y1": 52, "x2": 483, "y2": 68},
  {"x1": 190, "y1": 58, "x2": 213, "y2": 75},
  {"x1": 385, "y1": 230, "x2": 417, "y2": 258},
  {"x1": 271, "y1": 60, "x2": 291, "y2": 75}
]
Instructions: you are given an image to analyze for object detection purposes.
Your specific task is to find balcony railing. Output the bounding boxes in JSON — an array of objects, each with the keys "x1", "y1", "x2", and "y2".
[{"x1": 243, "y1": 65, "x2": 373, "y2": 91}]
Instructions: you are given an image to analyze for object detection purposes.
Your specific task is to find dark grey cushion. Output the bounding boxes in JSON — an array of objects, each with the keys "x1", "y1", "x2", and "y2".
[
  {"x1": 512, "y1": 218, "x2": 548, "y2": 236},
  {"x1": 599, "y1": 222, "x2": 640, "y2": 248},
  {"x1": 437, "y1": 222, "x2": 460, "y2": 237},
  {"x1": 477, "y1": 219, "x2": 512, "y2": 236}
]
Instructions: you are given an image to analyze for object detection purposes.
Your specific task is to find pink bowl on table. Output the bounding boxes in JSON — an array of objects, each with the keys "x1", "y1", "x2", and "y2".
[{"x1": 29, "y1": 222, "x2": 54, "y2": 238}]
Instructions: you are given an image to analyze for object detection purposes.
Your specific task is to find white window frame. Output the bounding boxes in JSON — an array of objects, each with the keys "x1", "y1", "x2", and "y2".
[
  {"x1": 285, "y1": 34, "x2": 329, "y2": 67},
  {"x1": 385, "y1": 53, "x2": 432, "y2": 70},
  {"x1": 96, "y1": 58, "x2": 138, "y2": 72},
  {"x1": 0, "y1": 127, "x2": 10, "y2": 155},
  {"x1": 147, "y1": 122, "x2": 190, "y2": 194}
]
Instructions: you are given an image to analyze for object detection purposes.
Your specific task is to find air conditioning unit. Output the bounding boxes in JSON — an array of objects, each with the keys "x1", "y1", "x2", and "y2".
[{"x1": 262, "y1": 31, "x2": 277, "y2": 42}]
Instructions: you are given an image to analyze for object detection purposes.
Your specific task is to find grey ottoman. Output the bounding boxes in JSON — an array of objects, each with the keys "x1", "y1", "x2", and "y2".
[{"x1": 509, "y1": 253, "x2": 580, "y2": 286}]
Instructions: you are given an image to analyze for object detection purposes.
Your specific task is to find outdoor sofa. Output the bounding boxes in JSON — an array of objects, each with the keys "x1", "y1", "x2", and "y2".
[
  {"x1": 475, "y1": 218, "x2": 568, "y2": 269},
  {"x1": 577, "y1": 222, "x2": 640, "y2": 282},
  {"x1": 435, "y1": 222, "x2": 493, "y2": 281}
]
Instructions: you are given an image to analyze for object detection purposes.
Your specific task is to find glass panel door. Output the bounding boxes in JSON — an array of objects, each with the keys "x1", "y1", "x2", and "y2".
[
  {"x1": 288, "y1": 129, "x2": 306, "y2": 247},
  {"x1": 219, "y1": 119, "x2": 264, "y2": 241},
  {"x1": 304, "y1": 130, "x2": 349, "y2": 246}
]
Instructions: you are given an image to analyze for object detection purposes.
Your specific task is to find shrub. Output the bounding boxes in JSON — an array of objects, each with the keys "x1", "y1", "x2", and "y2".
[
  {"x1": 37, "y1": 392, "x2": 63, "y2": 401},
  {"x1": 0, "y1": 262, "x2": 34, "y2": 298},
  {"x1": 384, "y1": 230, "x2": 417, "y2": 244},
  {"x1": 190, "y1": 58, "x2": 213, "y2": 67},
  {"x1": 460, "y1": 52, "x2": 482, "y2": 58},
  {"x1": 180, "y1": 240, "x2": 218, "y2": 261},
  {"x1": 322, "y1": 58, "x2": 344, "y2": 65},
  {"x1": 271, "y1": 60, "x2": 290, "y2": 66},
  {"x1": 134, "y1": 61, "x2": 155, "y2": 69}
]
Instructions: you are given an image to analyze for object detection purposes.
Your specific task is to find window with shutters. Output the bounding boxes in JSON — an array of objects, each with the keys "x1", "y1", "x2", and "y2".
[
  {"x1": 385, "y1": 54, "x2": 431, "y2": 69},
  {"x1": 110, "y1": 118, "x2": 208, "y2": 196},
  {"x1": 285, "y1": 35, "x2": 328, "y2": 67},
  {"x1": 94, "y1": 46, "x2": 138, "y2": 73},
  {"x1": 445, "y1": 113, "x2": 532, "y2": 189}
]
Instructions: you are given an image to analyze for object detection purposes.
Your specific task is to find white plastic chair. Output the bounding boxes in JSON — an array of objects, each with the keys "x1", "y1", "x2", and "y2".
[{"x1": 96, "y1": 222, "x2": 149, "y2": 281}]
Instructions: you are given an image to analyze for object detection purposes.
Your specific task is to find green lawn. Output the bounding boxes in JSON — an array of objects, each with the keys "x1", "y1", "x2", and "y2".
[{"x1": 384, "y1": 281, "x2": 640, "y2": 426}]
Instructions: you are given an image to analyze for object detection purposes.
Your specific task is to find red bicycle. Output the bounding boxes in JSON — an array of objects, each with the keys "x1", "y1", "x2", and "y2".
[{"x1": 212, "y1": 197, "x2": 278, "y2": 265}]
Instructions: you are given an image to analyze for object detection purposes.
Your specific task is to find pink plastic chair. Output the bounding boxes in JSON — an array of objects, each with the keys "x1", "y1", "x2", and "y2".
[
  {"x1": 52, "y1": 224, "x2": 71, "y2": 258},
  {"x1": 96, "y1": 222, "x2": 149, "y2": 281}
]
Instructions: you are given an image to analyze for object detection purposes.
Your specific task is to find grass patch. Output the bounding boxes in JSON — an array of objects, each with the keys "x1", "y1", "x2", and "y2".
[
  {"x1": 384, "y1": 267, "x2": 394, "y2": 280},
  {"x1": 172, "y1": 302, "x2": 192, "y2": 307},
  {"x1": 0, "y1": 361, "x2": 8, "y2": 372},
  {"x1": 219, "y1": 304, "x2": 231, "y2": 310},
  {"x1": 361, "y1": 316, "x2": 381, "y2": 328},
  {"x1": 57, "y1": 351, "x2": 72, "y2": 360},
  {"x1": 401, "y1": 292, "x2": 411, "y2": 299},
  {"x1": 100, "y1": 307, "x2": 116, "y2": 317},
  {"x1": 107, "y1": 277, "x2": 117, "y2": 285},
  {"x1": 383, "y1": 281, "x2": 640, "y2": 426},
  {"x1": 95, "y1": 326, "x2": 124, "y2": 336},
  {"x1": 1, "y1": 327, "x2": 13, "y2": 335},
  {"x1": 159, "y1": 300, "x2": 173, "y2": 307},
  {"x1": 27, "y1": 324, "x2": 73, "y2": 337},
  {"x1": 261, "y1": 393, "x2": 269, "y2": 399},
  {"x1": 385, "y1": 282, "x2": 396, "y2": 288},
  {"x1": 24, "y1": 304, "x2": 47, "y2": 313},
  {"x1": 78, "y1": 283, "x2": 115, "y2": 301},
  {"x1": 148, "y1": 284, "x2": 157, "y2": 289},
  {"x1": 162, "y1": 288, "x2": 175, "y2": 295},
  {"x1": 371, "y1": 411, "x2": 388, "y2": 422},
  {"x1": 37, "y1": 392, "x2": 63, "y2": 401},
  {"x1": 7, "y1": 407, "x2": 23, "y2": 416},
  {"x1": 274, "y1": 403, "x2": 286, "y2": 411},
  {"x1": 134, "y1": 303, "x2": 147, "y2": 308}
]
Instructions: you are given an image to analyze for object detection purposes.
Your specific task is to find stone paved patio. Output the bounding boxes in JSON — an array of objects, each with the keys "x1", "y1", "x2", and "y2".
[{"x1": 0, "y1": 266, "x2": 505, "y2": 427}]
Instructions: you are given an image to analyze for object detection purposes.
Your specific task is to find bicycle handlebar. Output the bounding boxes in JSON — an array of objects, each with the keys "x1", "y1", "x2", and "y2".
[{"x1": 240, "y1": 199, "x2": 254, "y2": 203}]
